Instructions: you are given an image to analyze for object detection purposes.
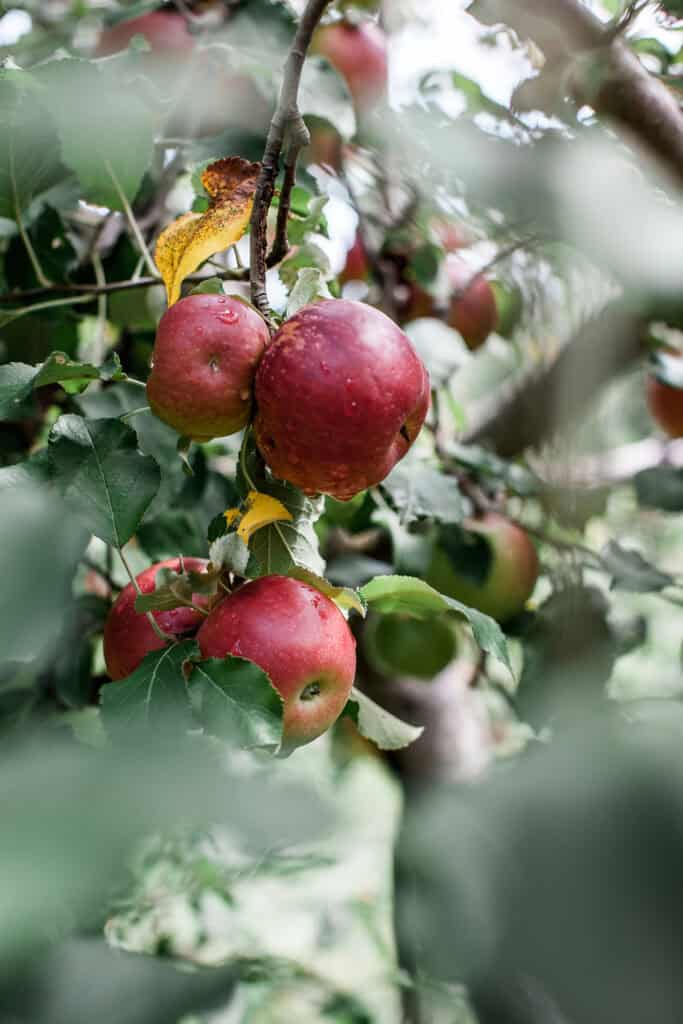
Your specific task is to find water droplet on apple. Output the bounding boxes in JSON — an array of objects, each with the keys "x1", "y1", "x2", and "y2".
[{"x1": 216, "y1": 309, "x2": 238, "y2": 325}]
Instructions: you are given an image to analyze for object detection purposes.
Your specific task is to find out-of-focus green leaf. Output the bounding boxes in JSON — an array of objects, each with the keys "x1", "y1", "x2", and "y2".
[
  {"x1": 382, "y1": 462, "x2": 465, "y2": 525},
  {"x1": 602, "y1": 541, "x2": 674, "y2": 593}
]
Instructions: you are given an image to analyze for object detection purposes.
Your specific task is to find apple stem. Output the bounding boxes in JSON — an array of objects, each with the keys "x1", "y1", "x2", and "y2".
[
  {"x1": 118, "y1": 545, "x2": 175, "y2": 643},
  {"x1": 249, "y1": 0, "x2": 332, "y2": 326}
]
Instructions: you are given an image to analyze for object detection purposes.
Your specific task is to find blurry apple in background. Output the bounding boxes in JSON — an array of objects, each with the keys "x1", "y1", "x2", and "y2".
[
  {"x1": 96, "y1": 10, "x2": 194, "y2": 56},
  {"x1": 197, "y1": 575, "x2": 357, "y2": 747},
  {"x1": 147, "y1": 294, "x2": 269, "y2": 442},
  {"x1": 254, "y1": 299, "x2": 430, "y2": 500},
  {"x1": 104, "y1": 558, "x2": 209, "y2": 681},
  {"x1": 340, "y1": 232, "x2": 370, "y2": 285},
  {"x1": 312, "y1": 19, "x2": 388, "y2": 112},
  {"x1": 445, "y1": 256, "x2": 498, "y2": 350},
  {"x1": 301, "y1": 116, "x2": 343, "y2": 174},
  {"x1": 427, "y1": 513, "x2": 539, "y2": 624},
  {"x1": 647, "y1": 368, "x2": 683, "y2": 439}
]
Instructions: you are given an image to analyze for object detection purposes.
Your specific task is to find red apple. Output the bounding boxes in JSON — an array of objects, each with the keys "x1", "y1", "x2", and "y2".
[
  {"x1": 147, "y1": 294, "x2": 269, "y2": 442},
  {"x1": 104, "y1": 558, "x2": 209, "y2": 681},
  {"x1": 446, "y1": 256, "x2": 498, "y2": 350},
  {"x1": 647, "y1": 375, "x2": 683, "y2": 438},
  {"x1": 197, "y1": 576, "x2": 357, "y2": 747},
  {"x1": 254, "y1": 299, "x2": 430, "y2": 500},
  {"x1": 431, "y1": 219, "x2": 470, "y2": 252},
  {"x1": 312, "y1": 20, "x2": 388, "y2": 112},
  {"x1": 427, "y1": 513, "x2": 539, "y2": 623},
  {"x1": 96, "y1": 10, "x2": 194, "y2": 56},
  {"x1": 340, "y1": 232, "x2": 370, "y2": 284}
]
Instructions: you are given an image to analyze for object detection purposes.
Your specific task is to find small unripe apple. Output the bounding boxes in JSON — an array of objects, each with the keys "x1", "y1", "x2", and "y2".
[
  {"x1": 446, "y1": 256, "x2": 498, "y2": 350},
  {"x1": 197, "y1": 576, "x2": 356, "y2": 747},
  {"x1": 647, "y1": 368, "x2": 683, "y2": 439},
  {"x1": 104, "y1": 558, "x2": 209, "y2": 681},
  {"x1": 96, "y1": 11, "x2": 194, "y2": 56},
  {"x1": 427, "y1": 513, "x2": 539, "y2": 623},
  {"x1": 312, "y1": 20, "x2": 388, "y2": 112},
  {"x1": 254, "y1": 299, "x2": 430, "y2": 500},
  {"x1": 147, "y1": 294, "x2": 269, "y2": 442},
  {"x1": 340, "y1": 232, "x2": 370, "y2": 284}
]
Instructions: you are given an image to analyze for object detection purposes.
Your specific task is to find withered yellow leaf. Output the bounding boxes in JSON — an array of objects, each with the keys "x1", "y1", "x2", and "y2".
[
  {"x1": 154, "y1": 156, "x2": 261, "y2": 306},
  {"x1": 224, "y1": 490, "x2": 293, "y2": 545}
]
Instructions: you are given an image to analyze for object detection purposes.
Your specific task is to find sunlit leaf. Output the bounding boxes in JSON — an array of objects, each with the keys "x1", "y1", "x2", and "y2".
[{"x1": 345, "y1": 687, "x2": 423, "y2": 750}]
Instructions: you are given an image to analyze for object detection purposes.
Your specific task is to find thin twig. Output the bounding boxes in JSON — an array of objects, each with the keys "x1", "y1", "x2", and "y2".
[
  {"x1": 106, "y1": 160, "x2": 158, "y2": 278},
  {"x1": 249, "y1": 0, "x2": 332, "y2": 325},
  {"x1": 450, "y1": 236, "x2": 539, "y2": 302},
  {"x1": 0, "y1": 268, "x2": 247, "y2": 305}
]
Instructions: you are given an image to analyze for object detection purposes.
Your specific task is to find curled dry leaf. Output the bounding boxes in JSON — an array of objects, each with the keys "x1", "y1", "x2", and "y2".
[{"x1": 154, "y1": 156, "x2": 261, "y2": 305}]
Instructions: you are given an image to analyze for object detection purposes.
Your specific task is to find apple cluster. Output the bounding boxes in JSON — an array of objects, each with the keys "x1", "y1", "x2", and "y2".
[{"x1": 104, "y1": 565, "x2": 356, "y2": 747}]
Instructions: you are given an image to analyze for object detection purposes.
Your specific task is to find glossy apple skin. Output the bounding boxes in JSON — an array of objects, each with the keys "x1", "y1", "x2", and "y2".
[
  {"x1": 340, "y1": 233, "x2": 370, "y2": 284},
  {"x1": 96, "y1": 11, "x2": 194, "y2": 56},
  {"x1": 197, "y1": 576, "x2": 357, "y2": 746},
  {"x1": 647, "y1": 375, "x2": 683, "y2": 439},
  {"x1": 427, "y1": 513, "x2": 539, "y2": 623},
  {"x1": 254, "y1": 299, "x2": 430, "y2": 500},
  {"x1": 446, "y1": 256, "x2": 498, "y2": 350},
  {"x1": 104, "y1": 558, "x2": 209, "y2": 681},
  {"x1": 312, "y1": 20, "x2": 388, "y2": 112},
  {"x1": 147, "y1": 294, "x2": 269, "y2": 442}
]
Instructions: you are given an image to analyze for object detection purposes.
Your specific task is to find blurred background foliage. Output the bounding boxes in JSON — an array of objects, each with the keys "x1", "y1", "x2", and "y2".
[{"x1": 1, "y1": 0, "x2": 683, "y2": 1022}]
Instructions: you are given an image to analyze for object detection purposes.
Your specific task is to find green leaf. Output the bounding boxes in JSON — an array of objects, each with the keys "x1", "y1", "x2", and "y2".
[
  {"x1": 371, "y1": 503, "x2": 434, "y2": 576},
  {"x1": 345, "y1": 687, "x2": 423, "y2": 750},
  {"x1": 287, "y1": 193, "x2": 329, "y2": 245},
  {"x1": 381, "y1": 462, "x2": 465, "y2": 525},
  {"x1": 0, "y1": 353, "x2": 108, "y2": 421},
  {"x1": 190, "y1": 656, "x2": 284, "y2": 751},
  {"x1": 289, "y1": 567, "x2": 366, "y2": 617},
  {"x1": 35, "y1": 58, "x2": 158, "y2": 210},
  {"x1": 248, "y1": 484, "x2": 326, "y2": 578},
  {"x1": 409, "y1": 242, "x2": 443, "y2": 287},
  {"x1": 209, "y1": 531, "x2": 251, "y2": 577},
  {"x1": 446, "y1": 442, "x2": 541, "y2": 497},
  {"x1": 189, "y1": 276, "x2": 225, "y2": 296},
  {"x1": 48, "y1": 414, "x2": 161, "y2": 547},
  {"x1": 601, "y1": 541, "x2": 674, "y2": 593},
  {"x1": 99, "y1": 641, "x2": 196, "y2": 738},
  {"x1": 360, "y1": 574, "x2": 511, "y2": 671},
  {"x1": 635, "y1": 466, "x2": 683, "y2": 513},
  {"x1": 278, "y1": 242, "x2": 331, "y2": 290},
  {"x1": 0, "y1": 67, "x2": 62, "y2": 221},
  {"x1": 285, "y1": 267, "x2": 333, "y2": 318}
]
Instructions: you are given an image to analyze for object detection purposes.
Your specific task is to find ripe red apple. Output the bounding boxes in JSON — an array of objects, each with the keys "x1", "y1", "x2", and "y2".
[
  {"x1": 312, "y1": 20, "x2": 388, "y2": 112},
  {"x1": 96, "y1": 10, "x2": 194, "y2": 56},
  {"x1": 197, "y1": 576, "x2": 356, "y2": 747},
  {"x1": 446, "y1": 256, "x2": 498, "y2": 350},
  {"x1": 431, "y1": 219, "x2": 469, "y2": 252},
  {"x1": 427, "y1": 513, "x2": 539, "y2": 623},
  {"x1": 104, "y1": 558, "x2": 209, "y2": 681},
  {"x1": 147, "y1": 294, "x2": 269, "y2": 442},
  {"x1": 254, "y1": 299, "x2": 430, "y2": 500},
  {"x1": 340, "y1": 232, "x2": 370, "y2": 284}
]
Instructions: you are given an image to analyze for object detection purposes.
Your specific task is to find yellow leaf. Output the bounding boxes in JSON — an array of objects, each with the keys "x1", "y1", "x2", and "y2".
[
  {"x1": 223, "y1": 490, "x2": 293, "y2": 545},
  {"x1": 154, "y1": 156, "x2": 261, "y2": 306}
]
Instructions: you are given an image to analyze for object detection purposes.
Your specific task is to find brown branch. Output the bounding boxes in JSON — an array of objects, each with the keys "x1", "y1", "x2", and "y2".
[
  {"x1": 0, "y1": 268, "x2": 250, "y2": 306},
  {"x1": 476, "y1": 0, "x2": 683, "y2": 186},
  {"x1": 249, "y1": 0, "x2": 332, "y2": 325},
  {"x1": 534, "y1": 436, "x2": 683, "y2": 490},
  {"x1": 462, "y1": 299, "x2": 648, "y2": 458}
]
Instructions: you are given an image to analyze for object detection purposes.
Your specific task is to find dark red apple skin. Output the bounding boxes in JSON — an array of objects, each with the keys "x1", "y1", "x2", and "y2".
[
  {"x1": 104, "y1": 558, "x2": 209, "y2": 681},
  {"x1": 647, "y1": 375, "x2": 683, "y2": 439},
  {"x1": 254, "y1": 299, "x2": 430, "y2": 500},
  {"x1": 96, "y1": 11, "x2": 194, "y2": 56},
  {"x1": 197, "y1": 576, "x2": 357, "y2": 746},
  {"x1": 312, "y1": 20, "x2": 388, "y2": 112},
  {"x1": 340, "y1": 233, "x2": 370, "y2": 284},
  {"x1": 446, "y1": 256, "x2": 498, "y2": 351},
  {"x1": 147, "y1": 294, "x2": 269, "y2": 442}
]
